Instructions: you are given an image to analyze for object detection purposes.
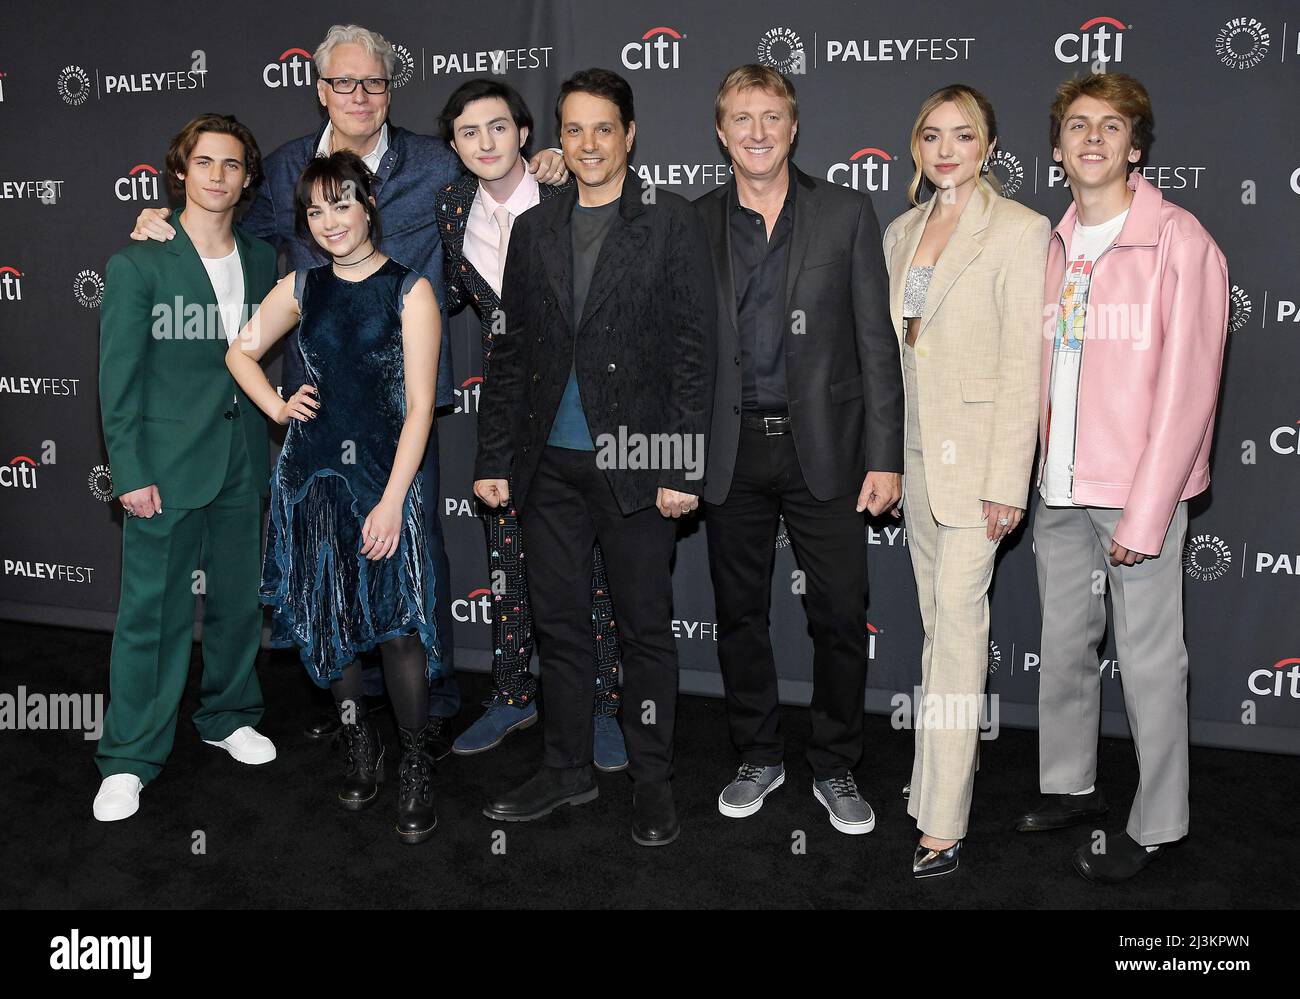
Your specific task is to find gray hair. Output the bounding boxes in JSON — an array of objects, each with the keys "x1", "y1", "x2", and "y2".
[{"x1": 314, "y1": 24, "x2": 398, "y2": 79}]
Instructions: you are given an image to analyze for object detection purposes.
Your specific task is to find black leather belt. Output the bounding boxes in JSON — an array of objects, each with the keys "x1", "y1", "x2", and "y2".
[{"x1": 740, "y1": 411, "x2": 791, "y2": 435}]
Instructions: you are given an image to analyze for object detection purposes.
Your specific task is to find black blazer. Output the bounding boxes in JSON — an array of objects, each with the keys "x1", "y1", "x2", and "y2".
[
  {"x1": 694, "y1": 165, "x2": 904, "y2": 504},
  {"x1": 475, "y1": 167, "x2": 716, "y2": 515}
]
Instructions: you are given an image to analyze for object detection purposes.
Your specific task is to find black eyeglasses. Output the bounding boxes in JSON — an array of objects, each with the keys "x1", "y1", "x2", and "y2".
[{"x1": 321, "y1": 76, "x2": 391, "y2": 95}]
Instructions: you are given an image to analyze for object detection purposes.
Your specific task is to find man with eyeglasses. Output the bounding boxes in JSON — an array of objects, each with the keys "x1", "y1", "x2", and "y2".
[{"x1": 130, "y1": 23, "x2": 569, "y2": 753}]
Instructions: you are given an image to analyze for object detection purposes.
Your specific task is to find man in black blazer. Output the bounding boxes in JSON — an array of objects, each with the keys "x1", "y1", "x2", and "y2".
[
  {"x1": 696, "y1": 65, "x2": 903, "y2": 835},
  {"x1": 474, "y1": 69, "x2": 715, "y2": 846}
]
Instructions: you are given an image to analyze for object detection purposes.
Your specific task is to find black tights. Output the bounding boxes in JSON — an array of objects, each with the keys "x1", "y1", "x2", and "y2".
[{"x1": 330, "y1": 634, "x2": 430, "y2": 730}]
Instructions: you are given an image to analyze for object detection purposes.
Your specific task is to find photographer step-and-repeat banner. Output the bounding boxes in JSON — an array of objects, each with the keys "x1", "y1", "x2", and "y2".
[{"x1": 1, "y1": 1, "x2": 1296, "y2": 754}]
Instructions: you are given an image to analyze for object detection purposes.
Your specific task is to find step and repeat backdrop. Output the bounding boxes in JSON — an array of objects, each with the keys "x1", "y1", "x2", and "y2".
[{"x1": 1, "y1": 1, "x2": 1296, "y2": 754}]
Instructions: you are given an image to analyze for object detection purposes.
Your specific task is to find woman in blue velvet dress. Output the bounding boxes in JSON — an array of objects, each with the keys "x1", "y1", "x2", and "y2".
[{"x1": 225, "y1": 151, "x2": 443, "y2": 844}]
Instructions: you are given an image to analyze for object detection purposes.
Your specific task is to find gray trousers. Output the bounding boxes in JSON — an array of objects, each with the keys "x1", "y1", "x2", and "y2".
[{"x1": 1033, "y1": 497, "x2": 1190, "y2": 846}]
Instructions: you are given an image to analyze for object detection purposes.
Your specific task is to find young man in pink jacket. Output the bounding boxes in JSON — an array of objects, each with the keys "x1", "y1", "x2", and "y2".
[{"x1": 1013, "y1": 73, "x2": 1229, "y2": 883}]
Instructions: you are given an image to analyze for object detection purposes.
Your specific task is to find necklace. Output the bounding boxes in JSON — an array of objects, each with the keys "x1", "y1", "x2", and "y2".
[{"x1": 335, "y1": 244, "x2": 378, "y2": 267}]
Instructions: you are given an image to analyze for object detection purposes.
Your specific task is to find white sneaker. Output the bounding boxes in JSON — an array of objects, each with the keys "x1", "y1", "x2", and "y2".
[
  {"x1": 93, "y1": 774, "x2": 143, "y2": 821},
  {"x1": 204, "y1": 726, "x2": 277, "y2": 765}
]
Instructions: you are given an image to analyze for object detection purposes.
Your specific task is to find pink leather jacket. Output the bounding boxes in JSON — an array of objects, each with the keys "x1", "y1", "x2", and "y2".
[{"x1": 1038, "y1": 171, "x2": 1228, "y2": 556}]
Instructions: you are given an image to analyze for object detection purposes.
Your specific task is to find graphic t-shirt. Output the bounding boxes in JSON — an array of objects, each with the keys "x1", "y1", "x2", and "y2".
[{"x1": 1040, "y1": 208, "x2": 1128, "y2": 506}]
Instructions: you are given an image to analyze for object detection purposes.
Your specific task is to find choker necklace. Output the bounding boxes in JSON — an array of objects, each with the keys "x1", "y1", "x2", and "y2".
[{"x1": 335, "y1": 244, "x2": 378, "y2": 267}]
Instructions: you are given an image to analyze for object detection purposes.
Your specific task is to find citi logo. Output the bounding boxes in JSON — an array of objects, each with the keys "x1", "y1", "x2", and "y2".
[
  {"x1": 826, "y1": 147, "x2": 892, "y2": 192},
  {"x1": 621, "y1": 26, "x2": 684, "y2": 70},
  {"x1": 866, "y1": 621, "x2": 880, "y2": 661},
  {"x1": 455, "y1": 376, "x2": 481, "y2": 416},
  {"x1": 263, "y1": 48, "x2": 314, "y2": 88},
  {"x1": 1055, "y1": 16, "x2": 1128, "y2": 65},
  {"x1": 0, "y1": 70, "x2": 7, "y2": 102},
  {"x1": 2, "y1": 454, "x2": 38, "y2": 489},
  {"x1": 453, "y1": 587, "x2": 493, "y2": 624},
  {"x1": 1269, "y1": 419, "x2": 1300, "y2": 455},
  {"x1": 0, "y1": 265, "x2": 23, "y2": 301},
  {"x1": 115, "y1": 164, "x2": 160, "y2": 202},
  {"x1": 1248, "y1": 658, "x2": 1300, "y2": 698}
]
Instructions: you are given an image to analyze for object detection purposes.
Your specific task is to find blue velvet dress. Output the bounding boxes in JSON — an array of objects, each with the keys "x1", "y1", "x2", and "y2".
[{"x1": 260, "y1": 258, "x2": 443, "y2": 686}]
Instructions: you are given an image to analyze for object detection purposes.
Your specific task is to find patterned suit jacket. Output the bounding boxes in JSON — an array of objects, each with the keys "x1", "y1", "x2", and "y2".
[{"x1": 436, "y1": 173, "x2": 568, "y2": 375}]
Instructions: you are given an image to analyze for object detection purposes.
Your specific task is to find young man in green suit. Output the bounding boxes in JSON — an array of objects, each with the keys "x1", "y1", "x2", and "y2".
[{"x1": 94, "y1": 114, "x2": 279, "y2": 821}]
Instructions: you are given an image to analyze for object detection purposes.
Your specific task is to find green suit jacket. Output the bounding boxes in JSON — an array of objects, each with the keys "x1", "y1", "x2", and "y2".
[{"x1": 99, "y1": 220, "x2": 277, "y2": 508}]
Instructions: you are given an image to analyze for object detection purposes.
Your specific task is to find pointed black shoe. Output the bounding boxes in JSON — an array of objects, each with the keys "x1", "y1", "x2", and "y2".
[
  {"x1": 396, "y1": 725, "x2": 438, "y2": 844},
  {"x1": 1013, "y1": 788, "x2": 1108, "y2": 832},
  {"x1": 1072, "y1": 832, "x2": 1166, "y2": 883},
  {"x1": 482, "y1": 765, "x2": 598, "y2": 822},
  {"x1": 913, "y1": 839, "x2": 961, "y2": 878},
  {"x1": 337, "y1": 712, "x2": 384, "y2": 810},
  {"x1": 632, "y1": 780, "x2": 679, "y2": 847},
  {"x1": 304, "y1": 708, "x2": 341, "y2": 741}
]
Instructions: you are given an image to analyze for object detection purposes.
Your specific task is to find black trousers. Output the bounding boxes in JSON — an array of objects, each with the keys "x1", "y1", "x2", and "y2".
[
  {"x1": 703, "y1": 426, "x2": 869, "y2": 780},
  {"x1": 519, "y1": 446, "x2": 679, "y2": 782}
]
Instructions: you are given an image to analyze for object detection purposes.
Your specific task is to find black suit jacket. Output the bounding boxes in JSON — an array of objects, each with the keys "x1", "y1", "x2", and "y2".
[
  {"x1": 475, "y1": 167, "x2": 716, "y2": 515},
  {"x1": 695, "y1": 165, "x2": 903, "y2": 504}
]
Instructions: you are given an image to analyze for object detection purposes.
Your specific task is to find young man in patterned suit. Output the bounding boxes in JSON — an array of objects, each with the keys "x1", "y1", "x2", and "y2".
[{"x1": 437, "y1": 79, "x2": 627, "y2": 768}]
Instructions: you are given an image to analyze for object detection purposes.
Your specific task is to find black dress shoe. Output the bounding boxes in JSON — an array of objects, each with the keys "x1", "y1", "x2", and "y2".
[
  {"x1": 482, "y1": 765, "x2": 597, "y2": 821},
  {"x1": 1013, "y1": 788, "x2": 1108, "y2": 832},
  {"x1": 913, "y1": 839, "x2": 961, "y2": 878},
  {"x1": 1073, "y1": 832, "x2": 1166, "y2": 883},
  {"x1": 395, "y1": 724, "x2": 437, "y2": 845},
  {"x1": 424, "y1": 715, "x2": 453, "y2": 762},
  {"x1": 632, "y1": 780, "x2": 679, "y2": 846},
  {"x1": 304, "y1": 709, "x2": 340, "y2": 741},
  {"x1": 338, "y1": 714, "x2": 385, "y2": 810}
]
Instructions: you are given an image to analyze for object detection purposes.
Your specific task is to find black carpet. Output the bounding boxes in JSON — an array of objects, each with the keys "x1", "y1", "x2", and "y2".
[{"x1": 3, "y1": 619, "x2": 1296, "y2": 909}]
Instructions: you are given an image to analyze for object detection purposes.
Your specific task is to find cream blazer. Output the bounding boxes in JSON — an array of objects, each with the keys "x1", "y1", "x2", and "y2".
[{"x1": 883, "y1": 178, "x2": 1050, "y2": 527}]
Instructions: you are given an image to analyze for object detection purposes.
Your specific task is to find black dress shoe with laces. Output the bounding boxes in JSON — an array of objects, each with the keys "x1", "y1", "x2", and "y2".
[
  {"x1": 338, "y1": 714, "x2": 384, "y2": 810},
  {"x1": 396, "y1": 724, "x2": 438, "y2": 844},
  {"x1": 632, "y1": 780, "x2": 679, "y2": 846},
  {"x1": 482, "y1": 765, "x2": 598, "y2": 821},
  {"x1": 1072, "y1": 832, "x2": 1166, "y2": 883},
  {"x1": 1013, "y1": 788, "x2": 1108, "y2": 832}
]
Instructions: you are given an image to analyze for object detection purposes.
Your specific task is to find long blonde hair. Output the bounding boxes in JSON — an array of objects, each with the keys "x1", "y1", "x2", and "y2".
[{"x1": 906, "y1": 84, "x2": 1000, "y2": 206}]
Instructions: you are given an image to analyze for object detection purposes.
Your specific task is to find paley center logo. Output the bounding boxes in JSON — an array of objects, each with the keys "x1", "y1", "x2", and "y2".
[
  {"x1": 1216, "y1": 17, "x2": 1270, "y2": 70},
  {"x1": 114, "y1": 163, "x2": 160, "y2": 202},
  {"x1": 621, "y1": 26, "x2": 685, "y2": 70},
  {"x1": 73, "y1": 269, "x2": 103, "y2": 309},
  {"x1": 756, "y1": 27, "x2": 806, "y2": 75},
  {"x1": 1228, "y1": 284, "x2": 1252, "y2": 333},
  {"x1": 60, "y1": 53, "x2": 209, "y2": 103},
  {"x1": 263, "y1": 47, "x2": 314, "y2": 88},
  {"x1": 1055, "y1": 16, "x2": 1129, "y2": 66},
  {"x1": 0, "y1": 265, "x2": 23, "y2": 301},
  {"x1": 1247, "y1": 657, "x2": 1300, "y2": 698},
  {"x1": 823, "y1": 35, "x2": 974, "y2": 63},
  {"x1": 827, "y1": 146, "x2": 892, "y2": 192},
  {"x1": 988, "y1": 148, "x2": 1024, "y2": 197},
  {"x1": 1183, "y1": 533, "x2": 1232, "y2": 581}
]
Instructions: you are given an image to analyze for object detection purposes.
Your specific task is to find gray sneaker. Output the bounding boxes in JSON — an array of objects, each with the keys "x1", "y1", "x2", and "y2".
[
  {"x1": 813, "y1": 774, "x2": 876, "y2": 835},
  {"x1": 717, "y1": 763, "x2": 785, "y2": 818}
]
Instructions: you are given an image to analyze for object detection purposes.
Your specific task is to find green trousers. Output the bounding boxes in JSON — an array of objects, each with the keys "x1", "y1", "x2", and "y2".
[{"x1": 96, "y1": 419, "x2": 265, "y2": 784}]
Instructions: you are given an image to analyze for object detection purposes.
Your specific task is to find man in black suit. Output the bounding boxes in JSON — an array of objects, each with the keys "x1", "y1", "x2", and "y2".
[
  {"x1": 474, "y1": 68, "x2": 715, "y2": 846},
  {"x1": 696, "y1": 65, "x2": 903, "y2": 835}
]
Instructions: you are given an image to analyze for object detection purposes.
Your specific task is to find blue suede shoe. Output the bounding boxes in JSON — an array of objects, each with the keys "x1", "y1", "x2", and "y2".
[
  {"x1": 593, "y1": 713, "x2": 628, "y2": 772},
  {"x1": 451, "y1": 699, "x2": 538, "y2": 756}
]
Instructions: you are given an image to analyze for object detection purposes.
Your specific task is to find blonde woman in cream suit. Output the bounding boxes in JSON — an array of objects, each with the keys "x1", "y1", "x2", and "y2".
[{"x1": 882, "y1": 85, "x2": 1049, "y2": 878}]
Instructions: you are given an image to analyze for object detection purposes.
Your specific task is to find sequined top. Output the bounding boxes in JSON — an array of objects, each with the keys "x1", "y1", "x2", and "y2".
[{"x1": 903, "y1": 265, "x2": 934, "y2": 320}]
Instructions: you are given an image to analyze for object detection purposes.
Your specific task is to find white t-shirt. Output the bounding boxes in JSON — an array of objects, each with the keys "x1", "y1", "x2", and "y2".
[
  {"x1": 200, "y1": 247, "x2": 244, "y2": 406},
  {"x1": 199, "y1": 247, "x2": 245, "y2": 345},
  {"x1": 1040, "y1": 208, "x2": 1128, "y2": 506}
]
